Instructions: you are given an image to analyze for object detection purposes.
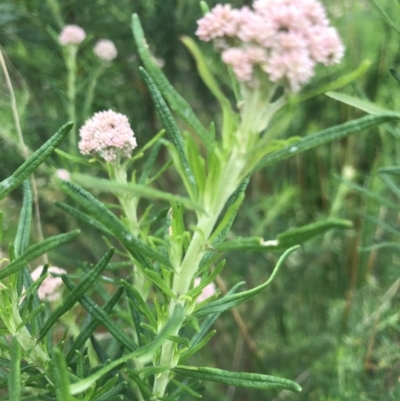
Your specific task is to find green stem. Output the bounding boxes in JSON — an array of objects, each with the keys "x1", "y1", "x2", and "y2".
[
  {"x1": 152, "y1": 152, "x2": 246, "y2": 398},
  {"x1": 12, "y1": 304, "x2": 49, "y2": 370},
  {"x1": 66, "y1": 47, "x2": 78, "y2": 154}
]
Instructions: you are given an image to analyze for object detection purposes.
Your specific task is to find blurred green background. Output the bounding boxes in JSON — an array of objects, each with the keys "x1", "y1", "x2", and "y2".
[{"x1": 1, "y1": 0, "x2": 400, "y2": 400}]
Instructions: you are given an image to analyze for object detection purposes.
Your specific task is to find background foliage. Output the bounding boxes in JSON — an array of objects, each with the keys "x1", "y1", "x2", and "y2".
[{"x1": 1, "y1": 0, "x2": 400, "y2": 400}]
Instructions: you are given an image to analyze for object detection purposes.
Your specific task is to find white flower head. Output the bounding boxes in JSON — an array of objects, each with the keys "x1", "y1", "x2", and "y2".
[
  {"x1": 59, "y1": 25, "x2": 86, "y2": 46},
  {"x1": 94, "y1": 39, "x2": 118, "y2": 61}
]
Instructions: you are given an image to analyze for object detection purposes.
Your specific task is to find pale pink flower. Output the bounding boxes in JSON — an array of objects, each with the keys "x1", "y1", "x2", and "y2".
[
  {"x1": 222, "y1": 48, "x2": 253, "y2": 81},
  {"x1": 94, "y1": 39, "x2": 118, "y2": 61},
  {"x1": 31, "y1": 266, "x2": 67, "y2": 302},
  {"x1": 56, "y1": 169, "x2": 70, "y2": 181},
  {"x1": 194, "y1": 277, "x2": 216, "y2": 303},
  {"x1": 79, "y1": 110, "x2": 137, "y2": 162},
  {"x1": 196, "y1": 0, "x2": 344, "y2": 92},
  {"x1": 196, "y1": 4, "x2": 240, "y2": 41},
  {"x1": 264, "y1": 50, "x2": 315, "y2": 92},
  {"x1": 237, "y1": 7, "x2": 275, "y2": 46},
  {"x1": 307, "y1": 26, "x2": 345, "y2": 65},
  {"x1": 59, "y1": 25, "x2": 86, "y2": 46}
]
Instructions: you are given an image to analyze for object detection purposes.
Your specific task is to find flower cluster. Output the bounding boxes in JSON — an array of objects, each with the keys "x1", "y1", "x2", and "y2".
[
  {"x1": 31, "y1": 266, "x2": 67, "y2": 302},
  {"x1": 79, "y1": 110, "x2": 137, "y2": 162},
  {"x1": 196, "y1": 0, "x2": 344, "y2": 92},
  {"x1": 94, "y1": 39, "x2": 118, "y2": 61},
  {"x1": 59, "y1": 25, "x2": 86, "y2": 46}
]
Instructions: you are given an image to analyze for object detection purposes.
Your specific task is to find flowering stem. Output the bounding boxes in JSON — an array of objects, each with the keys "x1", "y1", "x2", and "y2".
[
  {"x1": 83, "y1": 64, "x2": 105, "y2": 120},
  {"x1": 152, "y1": 153, "x2": 246, "y2": 398},
  {"x1": 66, "y1": 47, "x2": 78, "y2": 154}
]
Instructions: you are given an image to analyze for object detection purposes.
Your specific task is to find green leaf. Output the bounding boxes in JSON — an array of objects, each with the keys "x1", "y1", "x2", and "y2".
[
  {"x1": 69, "y1": 305, "x2": 184, "y2": 395},
  {"x1": 62, "y1": 276, "x2": 138, "y2": 352},
  {"x1": 173, "y1": 366, "x2": 302, "y2": 392},
  {"x1": 190, "y1": 282, "x2": 244, "y2": 349},
  {"x1": 72, "y1": 173, "x2": 204, "y2": 212},
  {"x1": 179, "y1": 330, "x2": 216, "y2": 363},
  {"x1": 194, "y1": 246, "x2": 299, "y2": 318},
  {"x1": 277, "y1": 218, "x2": 352, "y2": 246},
  {"x1": 121, "y1": 280, "x2": 157, "y2": 327},
  {"x1": 16, "y1": 304, "x2": 45, "y2": 331},
  {"x1": 389, "y1": 68, "x2": 400, "y2": 84},
  {"x1": 0, "y1": 231, "x2": 80, "y2": 281},
  {"x1": 14, "y1": 180, "x2": 33, "y2": 256},
  {"x1": 52, "y1": 347, "x2": 77, "y2": 401},
  {"x1": 181, "y1": 36, "x2": 235, "y2": 138},
  {"x1": 142, "y1": 269, "x2": 176, "y2": 299},
  {"x1": 366, "y1": 0, "x2": 400, "y2": 36},
  {"x1": 14, "y1": 180, "x2": 33, "y2": 295},
  {"x1": 325, "y1": 92, "x2": 395, "y2": 115},
  {"x1": 0, "y1": 122, "x2": 72, "y2": 200},
  {"x1": 37, "y1": 248, "x2": 114, "y2": 343},
  {"x1": 214, "y1": 219, "x2": 352, "y2": 251},
  {"x1": 57, "y1": 180, "x2": 170, "y2": 269},
  {"x1": 132, "y1": 14, "x2": 211, "y2": 148},
  {"x1": 54, "y1": 148, "x2": 91, "y2": 166},
  {"x1": 338, "y1": 177, "x2": 400, "y2": 211},
  {"x1": 55, "y1": 202, "x2": 112, "y2": 235},
  {"x1": 257, "y1": 114, "x2": 400, "y2": 170},
  {"x1": 139, "y1": 67, "x2": 197, "y2": 197},
  {"x1": 295, "y1": 60, "x2": 371, "y2": 102},
  {"x1": 66, "y1": 287, "x2": 124, "y2": 363},
  {"x1": 8, "y1": 337, "x2": 21, "y2": 401}
]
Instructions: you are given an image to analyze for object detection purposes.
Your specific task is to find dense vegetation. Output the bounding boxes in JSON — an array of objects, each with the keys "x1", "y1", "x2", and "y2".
[{"x1": 1, "y1": 0, "x2": 400, "y2": 400}]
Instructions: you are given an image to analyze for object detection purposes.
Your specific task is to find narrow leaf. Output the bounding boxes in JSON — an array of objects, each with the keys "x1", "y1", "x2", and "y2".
[
  {"x1": 69, "y1": 305, "x2": 184, "y2": 395},
  {"x1": 73, "y1": 173, "x2": 204, "y2": 212},
  {"x1": 194, "y1": 246, "x2": 299, "y2": 318},
  {"x1": 257, "y1": 114, "x2": 400, "y2": 170},
  {"x1": 174, "y1": 366, "x2": 302, "y2": 392},
  {"x1": 325, "y1": 92, "x2": 395, "y2": 115},
  {"x1": 15, "y1": 180, "x2": 33, "y2": 295},
  {"x1": 15, "y1": 180, "x2": 33, "y2": 256},
  {"x1": 0, "y1": 122, "x2": 72, "y2": 200},
  {"x1": 62, "y1": 276, "x2": 138, "y2": 352},
  {"x1": 37, "y1": 248, "x2": 114, "y2": 343},
  {"x1": 66, "y1": 287, "x2": 124, "y2": 363},
  {"x1": 139, "y1": 67, "x2": 197, "y2": 196},
  {"x1": 53, "y1": 347, "x2": 76, "y2": 401},
  {"x1": 366, "y1": 0, "x2": 400, "y2": 36},
  {"x1": 132, "y1": 14, "x2": 211, "y2": 148},
  {"x1": 57, "y1": 180, "x2": 170, "y2": 269},
  {"x1": 0, "y1": 231, "x2": 80, "y2": 281},
  {"x1": 8, "y1": 337, "x2": 21, "y2": 401}
]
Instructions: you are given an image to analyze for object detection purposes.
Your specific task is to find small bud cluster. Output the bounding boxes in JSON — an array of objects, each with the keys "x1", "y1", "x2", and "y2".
[
  {"x1": 59, "y1": 26, "x2": 118, "y2": 61},
  {"x1": 59, "y1": 25, "x2": 86, "y2": 46},
  {"x1": 196, "y1": 0, "x2": 344, "y2": 92},
  {"x1": 79, "y1": 110, "x2": 137, "y2": 162},
  {"x1": 93, "y1": 39, "x2": 118, "y2": 61}
]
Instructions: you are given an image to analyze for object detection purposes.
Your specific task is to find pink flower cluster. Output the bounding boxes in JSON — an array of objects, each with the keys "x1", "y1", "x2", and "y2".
[
  {"x1": 94, "y1": 39, "x2": 118, "y2": 61},
  {"x1": 196, "y1": 0, "x2": 344, "y2": 92},
  {"x1": 79, "y1": 110, "x2": 137, "y2": 162},
  {"x1": 31, "y1": 266, "x2": 67, "y2": 302},
  {"x1": 59, "y1": 25, "x2": 86, "y2": 46}
]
